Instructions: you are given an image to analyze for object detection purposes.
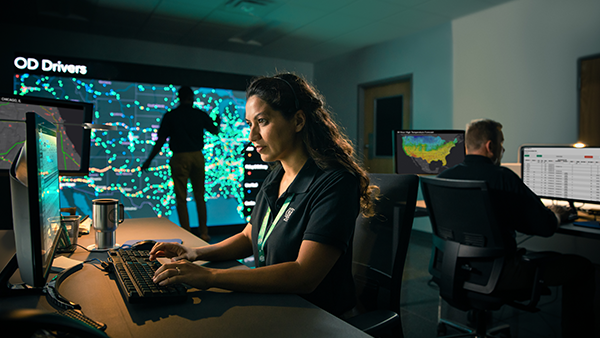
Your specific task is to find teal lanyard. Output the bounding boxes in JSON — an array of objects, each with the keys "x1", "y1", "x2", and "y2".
[{"x1": 257, "y1": 194, "x2": 294, "y2": 266}]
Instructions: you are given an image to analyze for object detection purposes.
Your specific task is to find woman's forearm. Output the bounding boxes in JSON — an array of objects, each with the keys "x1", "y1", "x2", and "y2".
[
  {"x1": 205, "y1": 240, "x2": 342, "y2": 294},
  {"x1": 195, "y1": 225, "x2": 253, "y2": 262}
]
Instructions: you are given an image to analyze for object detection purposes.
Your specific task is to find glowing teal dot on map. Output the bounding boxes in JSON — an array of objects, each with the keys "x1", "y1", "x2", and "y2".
[
  {"x1": 134, "y1": 101, "x2": 140, "y2": 105},
  {"x1": 141, "y1": 149, "x2": 146, "y2": 152},
  {"x1": 108, "y1": 100, "x2": 112, "y2": 103},
  {"x1": 127, "y1": 104, "x2": 131, "y2": 108}
]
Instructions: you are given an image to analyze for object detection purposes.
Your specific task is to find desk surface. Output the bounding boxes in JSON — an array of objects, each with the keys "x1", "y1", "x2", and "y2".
[
  {"x1": 415, "y1": 200, "x2": 600, "y2": 240},
  {"x1": 0, "y1": 218, "x2": 370, "y2": 338}
]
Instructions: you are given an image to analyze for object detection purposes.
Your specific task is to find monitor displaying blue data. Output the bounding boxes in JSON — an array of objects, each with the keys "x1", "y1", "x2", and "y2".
[
  {"x1": 14, "y1": 73, "x2": 249, "y2": 227},
  {"x1": 521, "y1": 146, "x2": 600, "y2": 204}
]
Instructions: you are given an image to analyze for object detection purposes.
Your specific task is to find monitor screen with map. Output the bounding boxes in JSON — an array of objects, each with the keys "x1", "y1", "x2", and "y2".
[
  {"x1": 0, "y1": 94, "x2": 93, "y2": 175},
  {"x1": 13, "y1": 55, "x2": 253, "y2": 228},
  {"x1": 394, "y1": 130, "x2": 465, "y2": 175}
]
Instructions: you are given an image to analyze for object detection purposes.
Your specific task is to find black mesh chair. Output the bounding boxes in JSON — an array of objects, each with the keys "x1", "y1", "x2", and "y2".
[
  {"x1": 420, "y1": 177, "x2": 557, "y2": 338},
  {"x1": 345, "y1": 173, "x2": 419, "y2": 337}
]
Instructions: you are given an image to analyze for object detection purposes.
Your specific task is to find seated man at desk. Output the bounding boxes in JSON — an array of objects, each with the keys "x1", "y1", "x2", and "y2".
[
  {"x1": 438, "y1": 118, "x2": 596, "y2": 336},
  {"x1": 149, "y1": 73, "x2": 377, "y2": 318}
]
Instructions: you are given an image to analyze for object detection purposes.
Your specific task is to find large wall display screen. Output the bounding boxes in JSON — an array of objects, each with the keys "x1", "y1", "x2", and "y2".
[{"x1": 13, "y1": 55, "x2": 252, "y2": 227}]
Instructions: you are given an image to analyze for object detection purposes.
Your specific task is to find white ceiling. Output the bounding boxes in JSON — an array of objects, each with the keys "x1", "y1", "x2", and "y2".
[{"x1": 14, "y1": 0, "x2": 512, "y2": 63}]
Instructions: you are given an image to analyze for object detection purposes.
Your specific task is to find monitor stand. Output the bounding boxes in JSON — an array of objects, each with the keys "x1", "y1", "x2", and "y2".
[
  {"x1": 0, "y1": 254, "x2": 44, "y2": 297},
  {"x1": 0, "y1": 252, "x2": 84, "y2": 309}
]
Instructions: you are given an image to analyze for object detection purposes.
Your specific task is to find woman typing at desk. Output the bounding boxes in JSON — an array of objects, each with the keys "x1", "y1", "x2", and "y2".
[{"x1": 149, "y1": 73, "x2": 376, "y2": 317}]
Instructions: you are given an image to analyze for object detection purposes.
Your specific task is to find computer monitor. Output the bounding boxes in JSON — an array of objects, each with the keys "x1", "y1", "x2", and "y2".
[
  {"x1": 7, "y1": 112, "x2": 62, "y2": 287},
  {"x1": 394, "y1": 130, "x2": 465, "y2": 175},
  {"x1": 520, "y1": 146, "x2": 600, "y2": 206},
  {"x1": 0, "y1": 93, "x2": 94, "y2": 176}
]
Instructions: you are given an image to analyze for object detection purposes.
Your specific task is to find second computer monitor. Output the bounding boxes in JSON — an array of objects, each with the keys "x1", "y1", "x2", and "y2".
[
  {"x1": 521, "y1": 146, "x2": 600, "y2": 204},
  {"x1": 395, "y1": 130, "x2": 465, "y2": 175},
  {"x1": 0, "y1": 93, "x2": 93, "y2": 176}
]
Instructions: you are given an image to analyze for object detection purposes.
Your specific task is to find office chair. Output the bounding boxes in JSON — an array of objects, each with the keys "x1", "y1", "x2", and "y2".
[
  {"x1": 345, "y1": 173, "x2": 419, "y2": 337},
  {"x1": 420, "y1": 177, "x2": 557, "y2": 338}
]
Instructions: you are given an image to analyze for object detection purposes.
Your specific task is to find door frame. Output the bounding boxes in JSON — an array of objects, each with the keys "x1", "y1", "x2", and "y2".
[{"x1": 357, "y1": 74, "x2": 413, "y2": 170}]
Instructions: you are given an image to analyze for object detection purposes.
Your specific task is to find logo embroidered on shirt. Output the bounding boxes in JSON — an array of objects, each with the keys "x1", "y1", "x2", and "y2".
[{"x1": 283, "y1": 208, "x2": 295, "y2": 222}]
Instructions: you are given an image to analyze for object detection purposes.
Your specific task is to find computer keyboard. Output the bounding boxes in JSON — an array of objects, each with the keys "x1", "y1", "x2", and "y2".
[{"x1": 108, "y1": 249, "x2": 187, "y2": 304}]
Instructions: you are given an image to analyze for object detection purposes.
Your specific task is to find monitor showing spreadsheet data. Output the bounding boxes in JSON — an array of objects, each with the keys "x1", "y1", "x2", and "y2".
[{"x1": 520, "y1": 146, "x2": 600, "y2": 204}]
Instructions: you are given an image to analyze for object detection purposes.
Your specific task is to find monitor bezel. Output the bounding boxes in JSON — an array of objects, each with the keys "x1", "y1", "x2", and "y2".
[
  {"x1": 10, "y1": 112, "x2": 63, "y2": 287},
  {"x1": 394, "y1": 129, "x2": 466, "y2": 175},
  {"x1": 0, "y1": 93, "x2": 94, "y2": 176},
  {"x1": 520, "y1": 145, "x2": 600, "y2": 205}
]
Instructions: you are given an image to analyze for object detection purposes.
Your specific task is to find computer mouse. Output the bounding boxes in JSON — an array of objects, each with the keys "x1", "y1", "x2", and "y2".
[{"x1": 131, "y1": 240, "x2": 157, "y2": 251}]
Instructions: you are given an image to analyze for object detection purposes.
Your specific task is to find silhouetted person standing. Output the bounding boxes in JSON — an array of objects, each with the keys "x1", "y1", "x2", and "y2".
[{"x1": 142, "y1": 86, "x2": 220, "y2": 241}]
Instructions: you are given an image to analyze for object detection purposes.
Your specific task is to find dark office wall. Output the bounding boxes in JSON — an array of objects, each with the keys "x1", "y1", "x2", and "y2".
[
  {"x1": 1, "y1": 26, "x2": 314, "y2": 92},
  {"x1": 314, "y1": 23, "x2": 453, "y2": 151}
]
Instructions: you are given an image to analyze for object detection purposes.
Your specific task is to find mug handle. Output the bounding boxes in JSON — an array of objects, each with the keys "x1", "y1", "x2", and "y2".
[{"x1": 118, "y1": 203, "x2": 125, "y2": 223}]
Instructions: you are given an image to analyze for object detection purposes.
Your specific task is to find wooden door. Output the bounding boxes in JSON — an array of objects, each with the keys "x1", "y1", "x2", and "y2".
[
  {"x1": 579, "y1": 55, "x2": 600, "y2": 146},
  {"x1": 362, "y1": 80, "x2": 411, "y2": 173}
]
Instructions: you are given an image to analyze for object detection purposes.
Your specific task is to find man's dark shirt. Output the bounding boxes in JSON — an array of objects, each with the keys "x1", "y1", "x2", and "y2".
[
  {"x1": 157, "y1": 104, "x2": 219, "y2": 153},
  {"x1": 438, "y1": 155, "x2": 557, "y2": 251}
]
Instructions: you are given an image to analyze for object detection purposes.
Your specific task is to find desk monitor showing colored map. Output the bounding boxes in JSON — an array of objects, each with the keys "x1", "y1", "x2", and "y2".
[{"x1": 395, "y1": 130, "x2": 465, "y2": 175}]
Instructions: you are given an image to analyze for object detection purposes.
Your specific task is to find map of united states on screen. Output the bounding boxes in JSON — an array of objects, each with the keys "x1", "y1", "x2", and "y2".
[{"x1": 395, "y1": 130, "x2": 465, "y2": 175}]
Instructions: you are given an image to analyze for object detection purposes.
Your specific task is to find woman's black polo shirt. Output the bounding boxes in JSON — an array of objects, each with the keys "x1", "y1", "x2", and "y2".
[{"x1": 250, "y1": 158, "x2": 359, "y2": 315}]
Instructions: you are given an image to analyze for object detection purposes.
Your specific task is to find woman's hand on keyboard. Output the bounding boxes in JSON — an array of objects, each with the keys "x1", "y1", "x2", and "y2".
[
  {"x1": 153, "y1": 260, "x2": 214, "y2": 290},
  {"x1": 149, "y1": 242, "x2": 198, "y2": 262}
]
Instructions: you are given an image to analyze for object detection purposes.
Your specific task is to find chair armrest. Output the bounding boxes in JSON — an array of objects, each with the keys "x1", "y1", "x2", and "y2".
[
  {"x1": 345, "y1": 310, "x2": 400, "y2": 335},
  {"x1": 521, "y1": 251, "x2": 561, "y2": 264}
]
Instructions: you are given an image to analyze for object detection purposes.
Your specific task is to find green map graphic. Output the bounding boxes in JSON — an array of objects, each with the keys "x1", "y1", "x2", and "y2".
[{"x1": 402, "y1": 135, "x2": 458, "y2": 166}]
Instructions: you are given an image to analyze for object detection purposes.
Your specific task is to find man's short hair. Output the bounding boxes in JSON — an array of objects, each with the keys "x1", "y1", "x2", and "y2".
[
  {"x1": 465, "y1": 119, "x2": 503, "y2": 152},
  {"x1": 178, "y1": 86, "x2": 194, "y2": 102}
]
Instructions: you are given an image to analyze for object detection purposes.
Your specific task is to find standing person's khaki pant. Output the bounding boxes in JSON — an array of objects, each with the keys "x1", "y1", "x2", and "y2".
[{"x1": 170, "y1": 150, "x2": 209, "y2": 241}]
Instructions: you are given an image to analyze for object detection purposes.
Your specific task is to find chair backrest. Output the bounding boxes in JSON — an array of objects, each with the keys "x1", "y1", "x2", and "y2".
[
  {"x1": 420, "y1": 177, "x2": 509, "y2": 309},
  {"x1": 352, "y1": 173, "x2": 419, "y2": 314}
]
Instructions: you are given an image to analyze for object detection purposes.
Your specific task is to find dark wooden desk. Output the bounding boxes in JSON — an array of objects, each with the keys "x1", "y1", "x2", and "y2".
[{"x1": 0, "y1": 218, "x2": 370, "y2": 338}]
